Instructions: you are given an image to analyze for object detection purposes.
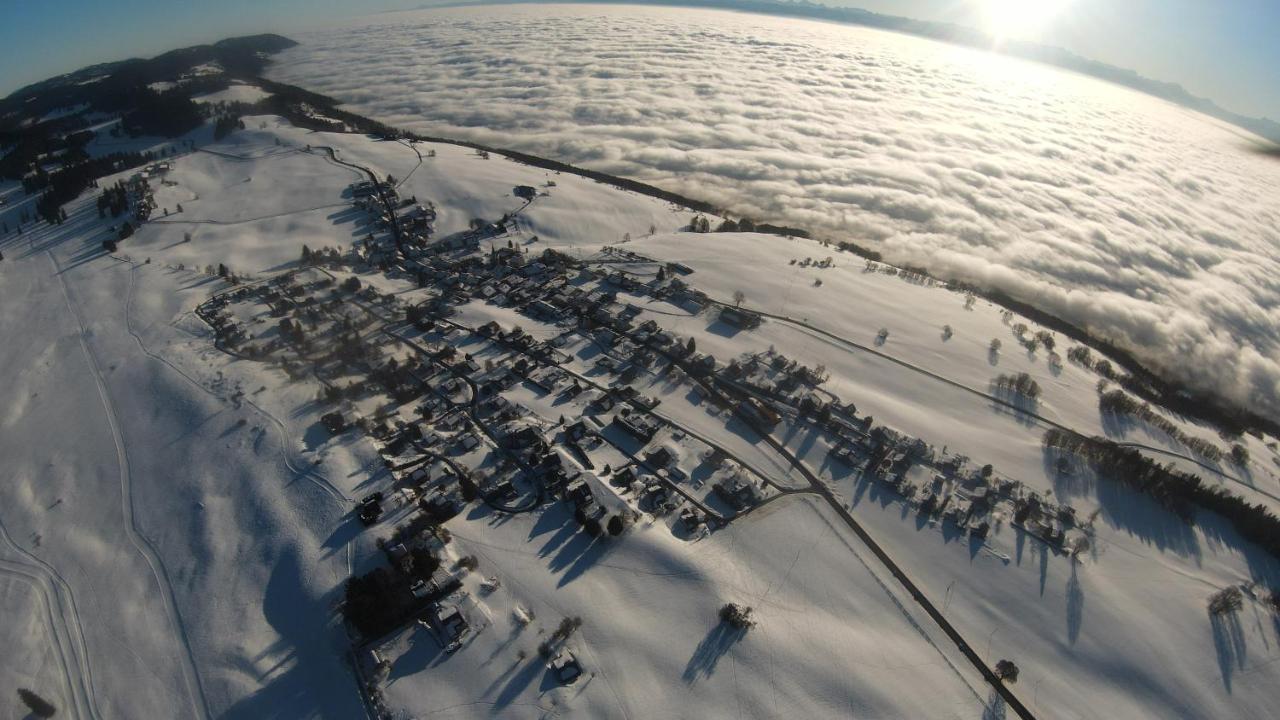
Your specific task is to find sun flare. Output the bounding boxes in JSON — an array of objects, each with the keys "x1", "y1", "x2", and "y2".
[{"x1": 977, "y1": 0, "x2": 1074, "y2": 41}]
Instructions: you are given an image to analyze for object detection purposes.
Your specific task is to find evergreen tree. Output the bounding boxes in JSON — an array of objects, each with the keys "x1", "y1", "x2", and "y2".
[{"x1": 218, "y1": 263, "x2": 228, "y2": 278}]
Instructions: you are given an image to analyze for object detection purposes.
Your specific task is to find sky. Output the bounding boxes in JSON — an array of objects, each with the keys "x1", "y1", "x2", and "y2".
[{"x1": 0, "y1": 0, "x2": 1277, "y2": 119}]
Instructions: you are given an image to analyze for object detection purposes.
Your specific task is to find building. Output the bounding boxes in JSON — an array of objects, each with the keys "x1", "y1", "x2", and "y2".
[{"x1": 719, "y1": 306, "x2": 762, "y2": 329}]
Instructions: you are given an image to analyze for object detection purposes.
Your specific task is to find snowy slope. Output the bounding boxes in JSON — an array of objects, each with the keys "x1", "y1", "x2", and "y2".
[{"x1": 2, "y1": 111, "x2": 1278, "y2": 720}]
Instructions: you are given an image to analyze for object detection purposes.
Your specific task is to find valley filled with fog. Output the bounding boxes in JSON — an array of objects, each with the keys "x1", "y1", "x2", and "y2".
[{"x1": 268, "y1": 3, "x2": 1280, "y2": 424}]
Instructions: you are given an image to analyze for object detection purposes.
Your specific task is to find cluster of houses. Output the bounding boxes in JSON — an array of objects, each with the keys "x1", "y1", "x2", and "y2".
[{"x1": 196, "y1": 171, "x2": 1103, "y2": 714}]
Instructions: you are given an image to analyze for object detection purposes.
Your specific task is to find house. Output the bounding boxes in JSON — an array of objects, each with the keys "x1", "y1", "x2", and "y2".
[
  {"x1": 679, "y1": 507, "x2": 706, "y2": 533},
  {"x1": 646, "y1": 447, "x2": 675, "y2": 469},
  {"x1": 687, "y1": 353, "x2": 717, "y2": 376},
  {"x1": 737, "y1": 398, "x2": 781, "y2": 428},
  {"x1": 551, "y1": 651, "x2": 583, "y2": 685},
  {"x1": 613, "y1": 412, "x2": 657, "y2": 442},
  {"x1": 565, "y1": 479, "x2": 593, "y2": 508},
  {"x1": 504, "y1": 426, "x2": 544, "y2": 449},
  {"x1": 431, "y1": 602, "x2": 470, "y2": 645},
  {"x1": 830, "y1": 444, "x2": 858, "y2": 465},
  {"x1": 719, "y1": 306, "x2": 761, "y2": 329},
  {"x1": 713, "y1": 475, "x2": 761, "y2": 511},
  {"x1": 564, "y1": 420, "x2": 593, "y2": 442},
  {"x1": 490, "y1": 478, "x2": 516, "y2": 499}
]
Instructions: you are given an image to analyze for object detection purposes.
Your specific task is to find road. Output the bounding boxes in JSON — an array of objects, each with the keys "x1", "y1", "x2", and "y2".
[{"x1": 712, "y1": 377, "x2": 1040, "y2": 719}]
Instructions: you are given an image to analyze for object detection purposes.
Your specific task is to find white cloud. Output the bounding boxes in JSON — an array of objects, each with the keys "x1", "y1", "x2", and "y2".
[{"x1": 269, "y1": 4, "x2": 1280, "y2": 423}]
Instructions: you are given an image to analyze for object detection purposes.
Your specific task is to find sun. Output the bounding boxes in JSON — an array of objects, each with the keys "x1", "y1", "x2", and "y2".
[{"x1": 976, "y1": 0, "x2": 1073, "y2": 42}]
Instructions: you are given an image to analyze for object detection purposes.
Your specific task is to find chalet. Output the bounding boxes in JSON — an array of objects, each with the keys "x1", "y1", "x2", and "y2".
[
  {"x1": 719, "y1": 306, "x2": 762, "y2": 330},
  {"x1": 671, "y1": 286, "x2": 709, "y2": 309},
  {"x1": 430, "y1": 602, "x2": 470, "y2": 645},
  {"x1": 564, "y1": 420, "x2": 593, "y2": 442},
  {"x1": 830, "y1": 444, "x2": 858, "y2": 465},
  {"x1": 713, "y1": 475, "x2": 761, "y2": 511},
  {"x1": 490, "y1": 478, "x2": 516, "y2": 499},
  {"x1": 737, "y1": 398, "x2": 781, "y2": 428},
  {"x1": 687, "y1": 353, "x2": 717, "y2": 376},
  {"x1": 541, "y1": 466, "x2": 570, "y2": 495},
  {"x1": 504, "y1": 426, "x2": 544, "y2": 449},
  {"x1": 520, "y1": 262, "x2": 549, "y2": 279},
  {"x1": 646, "y1": 447, "x2": 675, "y2": 469},
  {"x1": 565, "y1": 479, "x2": 594, "y2": 508},
  {"x1": 551, "y1": 651, "x2": 583, "y2": 685},
  {"x1": 679, "y1": 507, "x2": 706, "y2": 533},
  {"x1": 527, "y1": 300, "x2": 560, "y2": 320},
  {"x1": 618, "y1": 365, "x2": 642, "y2": 385},
  {"x1": 647, "y1": 330, "x2": 676, "y2": 350},
  {"x1": 632, "y1": 349, "x2": 657, "y2": 368}
]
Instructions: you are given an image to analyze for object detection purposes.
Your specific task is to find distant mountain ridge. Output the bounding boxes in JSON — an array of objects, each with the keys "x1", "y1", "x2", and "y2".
[{"x1": 0, "y1": 34, "x2": 297, "y2": 129}]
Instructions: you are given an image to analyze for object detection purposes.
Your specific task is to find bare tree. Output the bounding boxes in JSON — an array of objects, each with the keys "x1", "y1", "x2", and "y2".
[{"x1": 732, "y1": 290, "x2": 746, "y2": 307}]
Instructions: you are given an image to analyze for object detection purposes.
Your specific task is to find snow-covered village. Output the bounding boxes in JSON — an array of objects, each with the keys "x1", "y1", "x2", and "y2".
[{"x1": 4, "y1": 7, "x2": 1280, "y2": 720}]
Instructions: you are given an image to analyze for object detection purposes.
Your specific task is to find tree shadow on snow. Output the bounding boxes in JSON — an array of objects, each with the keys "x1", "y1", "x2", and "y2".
[
  {"x1": 221, "y1": 549, "x2": 360, "y2": 719},
  {"x1": 682, "y1": 622, "x2": 744, "y2": 683},
  {"x1": 980, "y1": 689, "x2": 1006, "y2": 720},
  {"x1": 388, "y1": 626, "x2": 442, "y2": 684},
  {"x1": 1066, "y1": 559, "x2": 1085, "y2": 645},
  {"x1": 491, "y1": 655, "x2": 546, "y2": 710},
  {"x1": 1211, "y1": 609, "x2": 1248, "y2": 692}
]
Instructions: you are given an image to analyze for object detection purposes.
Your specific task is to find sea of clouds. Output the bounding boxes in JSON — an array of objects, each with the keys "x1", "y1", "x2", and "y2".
[{"x1": 269, "y1": 4, "x2": 1280, "y2": 423}]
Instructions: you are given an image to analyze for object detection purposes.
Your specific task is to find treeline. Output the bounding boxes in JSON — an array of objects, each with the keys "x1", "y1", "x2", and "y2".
[
  {"x1": 994, "y1": 372, "x2": 1042, "y2": 399},
  {"x1": 1044, "y1": 428, "x2": 1280, "y2": 560},
  {"x1": 980, "y1": 287, "x2": 1279, "y2": 440},
  {"x1": 2, "y1": 125, "x2": 95, "y2": 181},
  {"x1": 34, "y1": 151, "x2": 148, "y2": 224},
  {"x1": 213, "y1": 114, "x2": 245, "y2": 141},
  {"x1": 97, "y1": 180, "x2": 133, "y2": 218},
  {"x1": 122, "y1": 87, "x2": 204, "y2": 138},
  {"x1": 713, "y1": 216, "x2": 810, "y2": 238},
  {"x1": 1098, "y1": 389, "x2": 1233, "y2": 462},
  {"x1": 1, "y1": 34, "x2": 295, "y2": 126}
]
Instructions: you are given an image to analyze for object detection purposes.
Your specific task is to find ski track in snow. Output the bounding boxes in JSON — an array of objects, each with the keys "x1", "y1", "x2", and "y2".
[
  {"x1": 123, "y1": 262, "x2": 352, "y2": 505},
  {"x1": 48, "y1": 249, "x2": 214, "y2": 720},
  {"x1": 0, "y1": 519, "x2": 101, "y2": 720}
]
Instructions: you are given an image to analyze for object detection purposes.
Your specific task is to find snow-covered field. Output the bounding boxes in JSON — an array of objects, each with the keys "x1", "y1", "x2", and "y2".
[
  {"x1": 1, "y1": 109, "x2": 1278, "y2": 720},
  {"x1": 194, "y1": 82, "x2": 273, "y2": 106}
]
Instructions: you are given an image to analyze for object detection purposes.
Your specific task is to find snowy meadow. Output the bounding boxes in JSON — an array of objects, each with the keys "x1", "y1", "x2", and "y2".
[{"x1": 267, "y1": 3, "x2": 1280, "y2": 423}]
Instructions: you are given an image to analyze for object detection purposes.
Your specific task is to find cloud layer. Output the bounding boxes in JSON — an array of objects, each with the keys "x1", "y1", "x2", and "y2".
[{"x1": 268, "y1": 4, "x2": 1280, "y2": 423}]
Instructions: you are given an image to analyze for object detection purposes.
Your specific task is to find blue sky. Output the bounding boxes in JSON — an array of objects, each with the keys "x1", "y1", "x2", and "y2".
[{"x1": 2, "y1": 0, "x2": 1278, "y2": 119}]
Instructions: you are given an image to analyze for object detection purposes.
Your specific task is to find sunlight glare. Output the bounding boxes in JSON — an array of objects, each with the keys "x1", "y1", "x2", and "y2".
[{"x1": 977, "y1": 0, "x2": 1074, "y2": 42}]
